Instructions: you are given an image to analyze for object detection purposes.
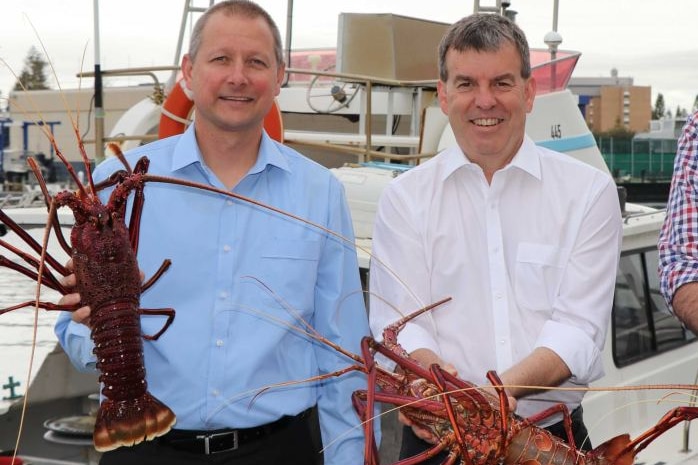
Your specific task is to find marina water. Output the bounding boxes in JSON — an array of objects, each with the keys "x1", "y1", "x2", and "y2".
[{"x1": 0, "y1": 227, "x2": 69, "y2": 412}]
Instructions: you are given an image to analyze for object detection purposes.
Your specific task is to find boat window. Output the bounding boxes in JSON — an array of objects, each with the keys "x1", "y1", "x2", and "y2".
[{"x1": 612, "y1": 249, "x2": 696, "y2": 367}]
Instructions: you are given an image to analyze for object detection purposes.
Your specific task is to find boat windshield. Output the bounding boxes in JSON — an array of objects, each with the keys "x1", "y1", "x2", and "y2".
[{"x1": 530, "y1": 49, "x2": 580, "y2": 95}]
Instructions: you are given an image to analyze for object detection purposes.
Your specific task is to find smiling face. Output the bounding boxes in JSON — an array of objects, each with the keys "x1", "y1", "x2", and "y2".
[
  {"x1": 437, "y1": 41, "x2": 536, "y2": 174},
  {"x1": 181, "y1": 11, "x2": 285, "y2": 137}
]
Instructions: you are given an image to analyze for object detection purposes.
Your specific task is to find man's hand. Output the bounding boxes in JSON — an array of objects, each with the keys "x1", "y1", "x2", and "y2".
[
  {"x1": 397, "y1": 348, "x2": 516, "y2": 443},
  {"x1": 397, "y1": 348, "x2": 458, "y2": 444},
  {"x1": 58, "y1": 259, "x2": 91, "y2": 327}
]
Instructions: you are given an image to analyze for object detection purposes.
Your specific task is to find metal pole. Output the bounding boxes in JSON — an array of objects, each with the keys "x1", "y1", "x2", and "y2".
[
  {"x1": 93, "y1": 0, "x2": 105, "y2": 163},
  {"x1": 282, "y1": 0, "x2": 293, "y2": 86}
]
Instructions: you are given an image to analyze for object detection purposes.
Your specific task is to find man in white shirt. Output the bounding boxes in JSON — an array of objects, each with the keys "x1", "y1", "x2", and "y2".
[{"x1": 369, "y1": 13, "x2": 622, "y2": 464}]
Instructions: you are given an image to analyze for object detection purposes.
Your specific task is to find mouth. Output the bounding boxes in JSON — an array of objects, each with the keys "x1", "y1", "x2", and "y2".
[
  {"x1": 471, "y1": 118, "x2": 502, "y2": 127},
  {"x1": 220, "y1": 96, "x2": 253, "y2": 103}
]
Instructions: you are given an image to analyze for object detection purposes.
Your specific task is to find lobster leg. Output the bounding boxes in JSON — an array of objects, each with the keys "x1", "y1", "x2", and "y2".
[
  {"x1": 359, "y1": 336, "x2": 381, "y2": 465},
  {"x1": 350, "y1": 391, "x2": 380, "y2": 465},
  {"x1": 354, "y1": 390, "x2": 456, "y2": 465},
  {"x1": 26, "y1": 159, "x2": 73, "y2": 257},
  {"x1": 141, "y1": 259, "x2": 172, "y2": 292},
  {"x1": 138, "y1": 308, "x2": 176, "y2": 340},
  {"x1": 429, "y1": 364, "x2": 473, "y2": 463},
  {"x1": 0, "y1": 300, "x2": 78, "y2": 315},
  {"x1": 524, "y1": 402, "x2": 577, "y2": 448},
  {"x1": 0, "y1": 251, "x2": 66, "y2": 293},
  {"x1": 615, "y1": 406, "x2": 698, "y2": 458},
  {"x1": 0, "y1": 210, "x2": 70, "y2": 274}
]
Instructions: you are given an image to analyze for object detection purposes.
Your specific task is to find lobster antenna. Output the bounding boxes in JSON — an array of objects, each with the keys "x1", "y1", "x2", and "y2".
[
  {"x1": 8, "y1": 201, "x2": 59, "y2": 465},
  {"x1": 0, "y1": 57, "x2": 88, "y2": 196},
  {"x1": 27, "y1": 17, "x2": 97, "y2": 195},
  {"x1": 140, "y1": 172, "x2": 423, "y2": 308}
]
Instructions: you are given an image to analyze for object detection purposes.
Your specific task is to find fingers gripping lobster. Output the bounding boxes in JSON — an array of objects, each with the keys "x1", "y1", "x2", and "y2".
[
  {"x1": 334, "y1": 299, "x2": 698, "y2": 465},
  {"x1": 0, "y1": 144, "x2": 176, "y2": 451}
]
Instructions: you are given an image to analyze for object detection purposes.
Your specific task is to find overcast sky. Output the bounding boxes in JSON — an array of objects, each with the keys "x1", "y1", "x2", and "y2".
[{"x1": 1, "y1": 0, "x2": 696, "y2": 114}]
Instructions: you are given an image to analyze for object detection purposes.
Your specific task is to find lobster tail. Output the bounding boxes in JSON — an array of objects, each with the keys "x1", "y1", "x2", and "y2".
[{"x1": 93, "y1": 392, "x2": 176, "y2": 452}]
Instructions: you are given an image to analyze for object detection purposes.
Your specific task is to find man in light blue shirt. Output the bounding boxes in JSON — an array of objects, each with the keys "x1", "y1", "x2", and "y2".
[{"x1": 55, "y1": 1, "x2": 372, "y2": 464}]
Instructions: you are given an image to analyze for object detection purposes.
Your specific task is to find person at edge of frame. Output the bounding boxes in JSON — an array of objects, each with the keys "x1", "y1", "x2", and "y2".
[
  {"x1": 658, "y1": 111, "x2": 698, "y2": 333},
  {"x1": 53, "y1": 1, "x2": 377, "y2": 464},
  {"x1": 368, "y1": 12, "x2": 623, "y2": 465}
]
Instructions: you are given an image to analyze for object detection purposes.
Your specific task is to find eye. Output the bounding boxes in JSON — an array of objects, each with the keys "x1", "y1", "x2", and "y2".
[
  {"x1": 495, "y1": 79, "x2": 515, "y2": 89},
  {"x1": 455, "y1": 79, "x2": 472, "y2": 91},
  {"x1": 211, "y1": 56, "x2": 228, "y2": 64},
  {"x1": 248, "y1": 57, "x2": 269, "y2": 68}
]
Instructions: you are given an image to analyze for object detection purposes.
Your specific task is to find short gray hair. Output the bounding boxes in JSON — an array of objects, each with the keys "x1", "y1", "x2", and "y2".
[
  {"x1": 438, "y1": 13, "x2": 531, "y2": 81},
  {"x1": 188, "y1": 0, "x2": 283, "y2": 65}
]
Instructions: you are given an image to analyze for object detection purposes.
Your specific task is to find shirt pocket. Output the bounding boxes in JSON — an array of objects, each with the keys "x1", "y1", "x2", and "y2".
[
  {"x1": 259, "y1": 239, "x2": 322, "y2": 311},
  {"x1": 514, "y1": 242, "x2": 567, "y2": 312}
]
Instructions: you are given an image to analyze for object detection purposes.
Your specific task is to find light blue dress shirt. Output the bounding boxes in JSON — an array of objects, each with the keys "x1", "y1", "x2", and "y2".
[{"x1": 54, "y1": 124, "x2": 372, "y2": 463}]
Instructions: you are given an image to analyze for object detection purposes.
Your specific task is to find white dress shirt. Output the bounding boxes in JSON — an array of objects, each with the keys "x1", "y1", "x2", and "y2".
[{"x1": 369, "y1": 135, "x2": 622, "y2": 421}]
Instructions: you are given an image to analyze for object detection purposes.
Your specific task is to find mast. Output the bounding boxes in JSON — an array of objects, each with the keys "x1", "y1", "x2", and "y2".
[{"x1": 93, "y1": 0, "x2": 105, "y2": 163}]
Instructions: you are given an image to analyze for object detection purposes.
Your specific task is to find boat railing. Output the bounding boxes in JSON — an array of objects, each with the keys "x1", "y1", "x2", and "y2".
[
  {"x1": 283, "y1": 67, "x2": 440, "y2": 164},
  {"x1": 80, "y1": 65, "x2": 443, "y2": 166},
  {"x1": 78, "y1": 65, "x2": 180, "y2": 151}
]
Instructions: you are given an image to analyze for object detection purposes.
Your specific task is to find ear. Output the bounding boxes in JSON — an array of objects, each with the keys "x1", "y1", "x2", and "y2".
[
  {"x1": 524, "y1": 76, "x2": 536, "y2": 113},
  {"x1": 181, "y1": 54, "x2": 193, "y2": 90},
  {"x1": 437, "y1": 80, "x2": 449, "y2": 115},
  {"x1": 274, "y1": 63, "x2": 286, "y2": 97}
]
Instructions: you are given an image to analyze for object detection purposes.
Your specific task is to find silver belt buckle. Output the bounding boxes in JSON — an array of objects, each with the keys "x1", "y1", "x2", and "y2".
[{"x1": 197, "y1": 430, "x2": 239, "y2": 454}]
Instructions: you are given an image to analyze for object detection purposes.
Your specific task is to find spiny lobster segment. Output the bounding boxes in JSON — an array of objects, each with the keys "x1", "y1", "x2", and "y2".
[
  {"x1": 287, "y1": 296, "x2": 698, "y2": 465},
  {"x1": 0, "y1": 139, "x2": 176, "y2": 451}
]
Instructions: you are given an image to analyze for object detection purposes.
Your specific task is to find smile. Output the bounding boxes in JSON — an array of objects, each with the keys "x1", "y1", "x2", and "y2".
[{"x1": 471, "y1": 118, "x2": 501, "y2": 127}]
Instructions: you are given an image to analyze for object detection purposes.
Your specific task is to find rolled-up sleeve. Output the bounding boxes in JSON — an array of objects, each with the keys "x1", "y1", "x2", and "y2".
[{"x1": 535, "y1": 176, "x2": 622, "y2": 383}]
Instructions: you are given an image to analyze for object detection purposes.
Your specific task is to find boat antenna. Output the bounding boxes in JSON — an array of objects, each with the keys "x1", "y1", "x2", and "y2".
[{"x1": 93, "y1": 0, "x2": 105, "y2": 162}]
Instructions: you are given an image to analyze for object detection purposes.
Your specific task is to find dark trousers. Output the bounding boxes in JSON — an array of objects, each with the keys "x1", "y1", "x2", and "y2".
[
  {"x1": 100, "y1": 410, "x2": 323, "y2": 465},
  {"x1": 399, "y1": 406, "x2": 591, "y2": 465}
]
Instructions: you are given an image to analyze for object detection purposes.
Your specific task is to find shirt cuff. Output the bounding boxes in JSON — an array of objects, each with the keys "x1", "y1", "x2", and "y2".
[
  {"x1": 67, "y1": 321, "x2": 98, "y2": 371},
  {"x1": 536, "y1": 320, "x2": 604, "y2": 383}
]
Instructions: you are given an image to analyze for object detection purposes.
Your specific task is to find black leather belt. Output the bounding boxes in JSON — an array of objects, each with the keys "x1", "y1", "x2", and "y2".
[{"x1": 159, "y1": 408, "x2": 310, "y2": 455}]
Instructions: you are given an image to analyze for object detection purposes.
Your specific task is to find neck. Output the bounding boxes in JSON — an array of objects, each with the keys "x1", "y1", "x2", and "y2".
[{"x1": 195, "y1": 126, "x2": 262, "y2": 190}]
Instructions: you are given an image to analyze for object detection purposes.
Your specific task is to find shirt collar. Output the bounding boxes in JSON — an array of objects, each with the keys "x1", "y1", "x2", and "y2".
[
  {"x1": 171, "y1": 124, "x2": 291, "y2": 174},
  {"x1": 440, "y1": 134, "x2": 542, "y2": 181}
]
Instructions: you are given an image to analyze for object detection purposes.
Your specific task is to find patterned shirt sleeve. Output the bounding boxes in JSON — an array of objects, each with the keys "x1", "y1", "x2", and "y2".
[{"x1": 658, "y1": 111, "x2": 698, "y2": 307}]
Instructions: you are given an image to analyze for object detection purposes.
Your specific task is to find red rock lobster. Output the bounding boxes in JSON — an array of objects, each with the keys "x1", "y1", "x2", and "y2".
[
  {"x1": 0, "y1": 143, "x2": 179, "y2": 450},
  {"x1": 285, "y1": 295, "x2": 698, "y2": 465}
]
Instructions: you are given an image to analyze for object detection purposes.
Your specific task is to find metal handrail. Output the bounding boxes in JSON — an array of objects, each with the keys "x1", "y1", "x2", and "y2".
[{"x1": 78, "y1": 65, "x2": 438, "y2": 164}]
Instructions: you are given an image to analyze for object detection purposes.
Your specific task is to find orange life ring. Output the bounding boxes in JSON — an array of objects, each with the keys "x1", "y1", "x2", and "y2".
[{"x1": 158, "y1": 79, "x2": 284, "y2": 143}]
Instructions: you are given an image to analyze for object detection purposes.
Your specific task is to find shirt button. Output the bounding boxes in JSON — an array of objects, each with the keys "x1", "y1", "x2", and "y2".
[
  {"x1": 223, "y1": 244, "x2": 231, "y2": 253},
  {"x1": 219, "y1": 291, "x2": 228, "y2": 299},
  {"x1": 212, "y1": 389, "x2": 220, "y2": 397},
  {"x1": 226, "y1": 200, "x2": 234, "y2": 206},
  {"x1": 499, "y1": 339, "x2": 506, "y2": 345},
  {"x1": 494, "y1": 292, "x2": 502, "y2": 299},
  {"x1": 216, "y1": 339, "x2": 224, "y2": 347}
]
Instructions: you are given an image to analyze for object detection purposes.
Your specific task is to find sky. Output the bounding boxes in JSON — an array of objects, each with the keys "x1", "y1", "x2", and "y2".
[{"x1": 0, "y1": 0, "x2": 697, "y2": 114}]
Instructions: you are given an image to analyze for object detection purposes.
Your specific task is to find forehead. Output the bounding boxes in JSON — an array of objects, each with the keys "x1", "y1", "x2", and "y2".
[
  {"x1": 200, "y1": 12, "x2": 275, "y2": 49},
  {"x1": 445, "y1": 41, "x2": 522, "y2": 78}
]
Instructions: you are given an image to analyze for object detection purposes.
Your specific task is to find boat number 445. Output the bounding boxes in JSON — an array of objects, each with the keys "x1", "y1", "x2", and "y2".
[{"x1": 550, "y1": 124, "x2": 562, "y2": 139}]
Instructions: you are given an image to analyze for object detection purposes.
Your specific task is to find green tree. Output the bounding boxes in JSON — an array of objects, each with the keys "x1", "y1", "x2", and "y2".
[
  {"x1": 652, "y1": 93, "x2": 666, "y2": 120},
  {"x1": 13, "y1": 46, "x2": 50, "y2": 91},
  {"x1": 692, "y1": 94, "x2": 698, "y2": 113}
]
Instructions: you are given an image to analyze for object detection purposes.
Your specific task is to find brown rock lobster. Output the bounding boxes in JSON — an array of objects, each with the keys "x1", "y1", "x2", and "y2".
[{"x1": 270, "y1": 292, "x2": 698, "y2": 465}]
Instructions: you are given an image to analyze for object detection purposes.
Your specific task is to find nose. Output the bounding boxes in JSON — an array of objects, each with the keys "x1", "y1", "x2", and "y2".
[
  {"x1": 474, "y1": 86, "x2": 497, "y2": 109},
  {"x1": 226, "y1": 61, "x2": 248, "y2": 85}
]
